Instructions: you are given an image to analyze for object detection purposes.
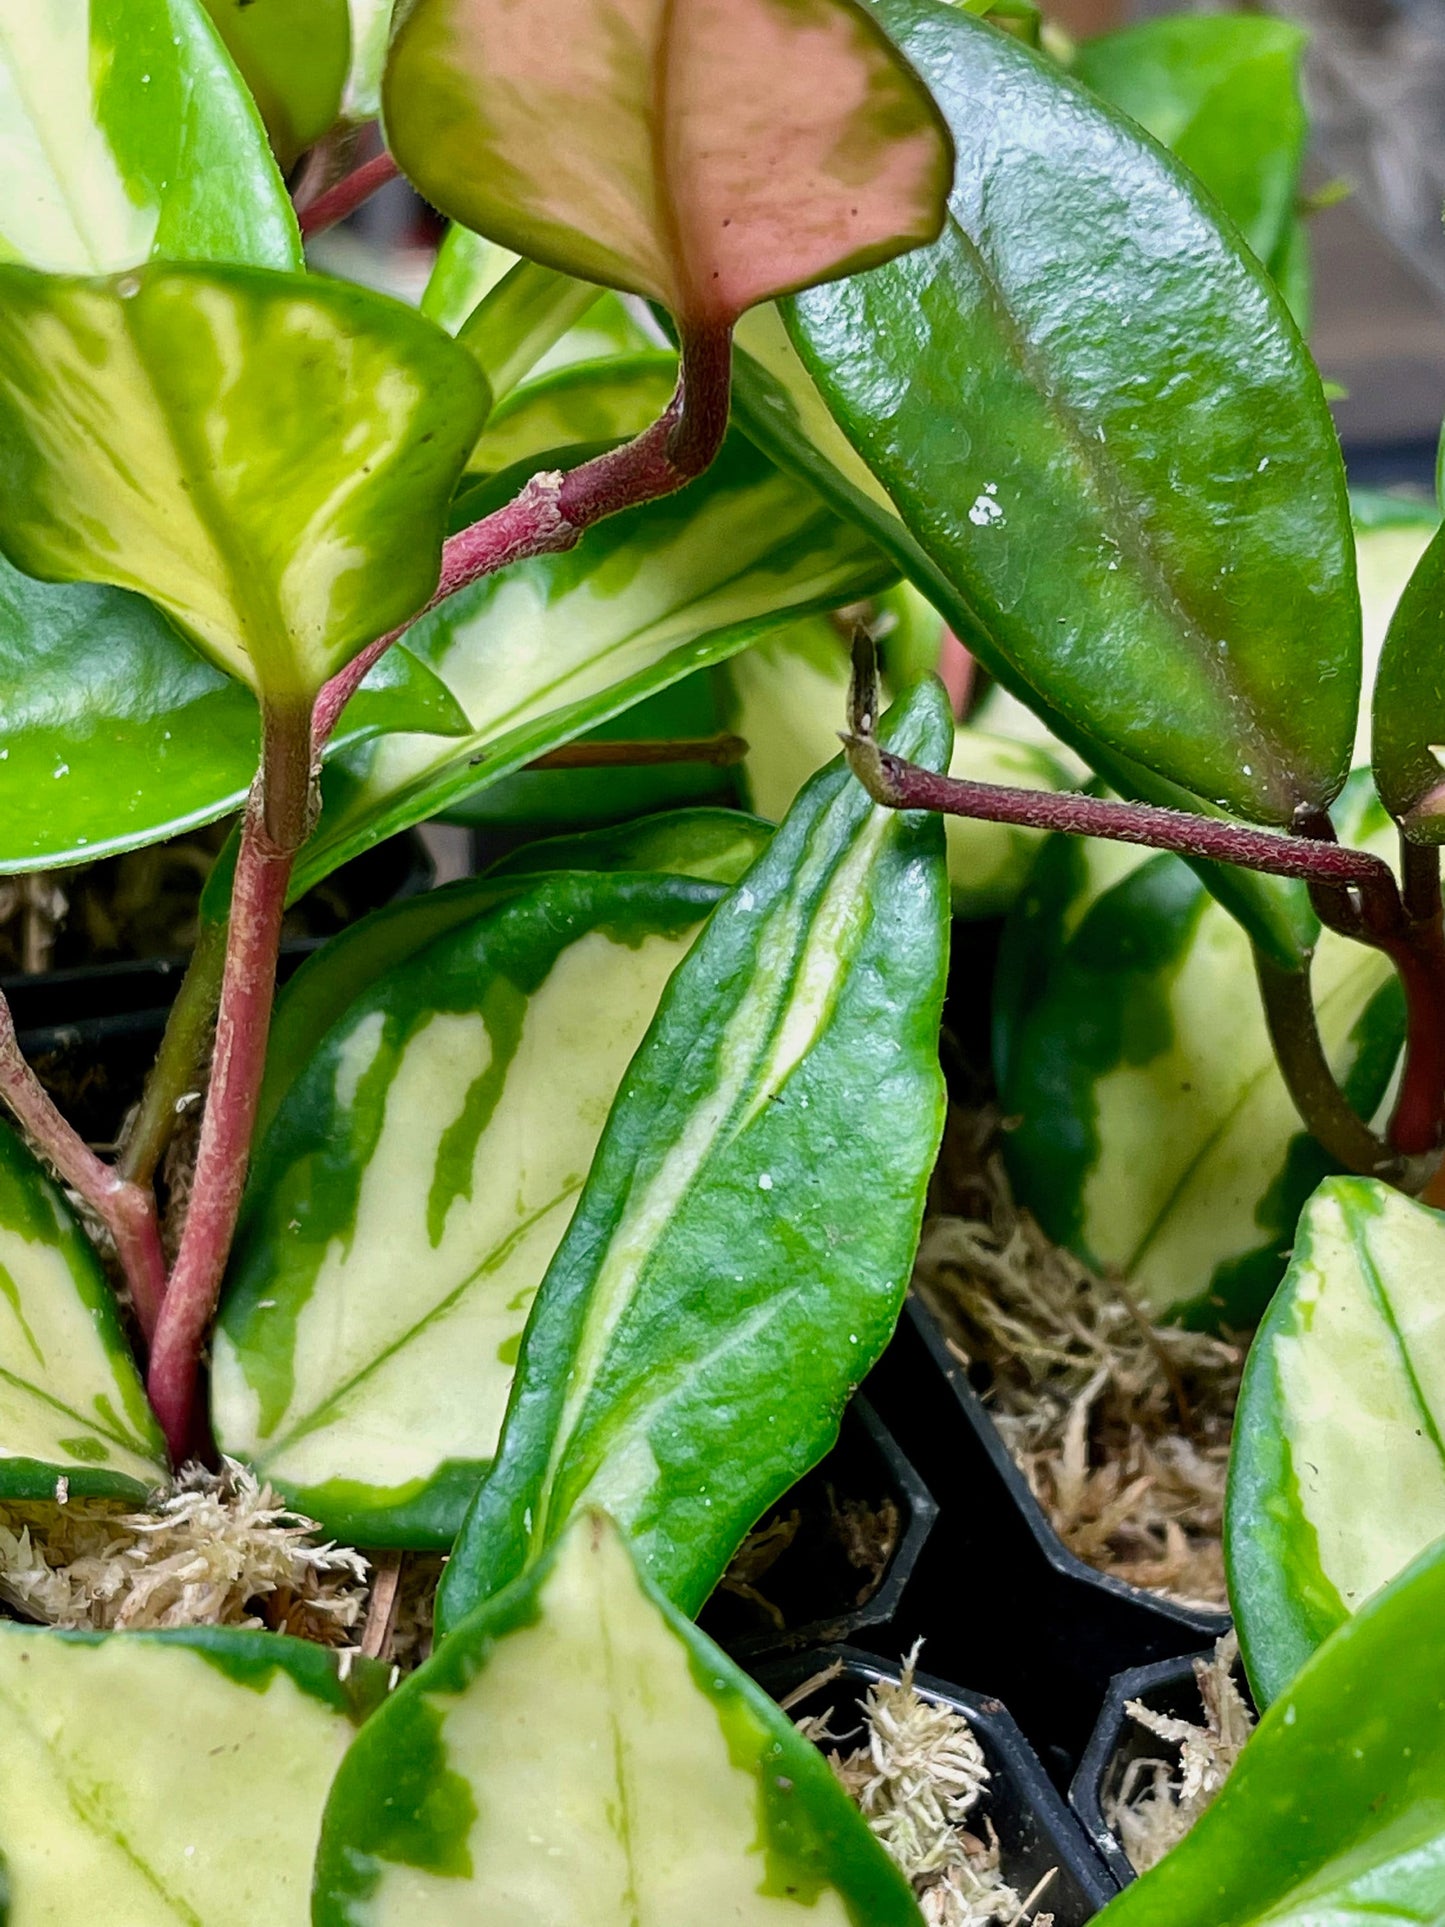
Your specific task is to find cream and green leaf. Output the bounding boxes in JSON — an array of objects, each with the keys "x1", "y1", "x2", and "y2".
[
  {"x1": 198, "y1": 0, "x2": 351, "y2": 172},
  {"x1": 0, "y1": 260, "x2": 489, "y2": 702},
  {"x1": 0, "y1": 0, "x2": 300, "y2": 274},
  {"x1": 213, "y1": 872, "x2": 725, "y2": 1545},
  {"x1": 996, "y1": 778, "x2": 1402, "y2": 1325},
  {"x1": 466, "y1": 353, "x2": 678, "y2": 480},
  {"x1": 436, "y1": 679, "x2": 951, "y2": 1635},
  {"x1": 1227, "y1": 1178, "x2": 1445, "y2": 1706},
  {"x1": 383, "y1": 0, "x2": 952, "y2": 328},
  {"x1": 313, "y1": 1512, "x2": 923, "y2": 1927},
  {"x1": 0, "y1": 1123, "x2": 167, "y2": 1500},
  {"x1": 258, "y1": 809, "x2": 773, "y2": 1140},
  {"x1": 1097, "y1": 1534, "x2": 1445, "y2": 1927},
  {"x1": 0, "y1": 1623, "x2": 386, "y2": 1927},
  {"x1": 0, "y1": 551, "x2": 468, "y2": 873},
  {"x1": 293, "y1": 432, "x2": 895, "y2": 891}
]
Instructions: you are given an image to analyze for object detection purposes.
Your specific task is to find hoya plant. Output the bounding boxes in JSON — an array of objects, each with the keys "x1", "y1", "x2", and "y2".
[{"x1": 2, "y1": 0, "x2": 1445, "y2": 1922}]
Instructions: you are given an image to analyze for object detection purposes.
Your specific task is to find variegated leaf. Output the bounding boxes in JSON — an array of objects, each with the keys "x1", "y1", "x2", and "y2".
[
  {"x1": 0, "y1": 1624, "x2": 385, "y2": 1926},
  {"x1": 0, "y1": 0, "x2": 299, "y2": 274},
  {"x1": 1228, "y1": 1178, "x2": 1445, "y2": 1704},
  {"x1": 383, "y1": 0, "x2": 953, "y2": 326},
  {"x1": 0, "y1": 261, "x2": 489, "y2": 700},
  {"x1": 0, "y1": 550, "x2": 468, "y2": 872},
  {"x1": 294, "y1": 431, "x2": 894, "y2": 890},
  {"x1": 0, "y1": 1123, "x2": 167, "y2": 1499},
  {"x1": 467, "y1": 353, "x2": 677, "y2": 479},
  {"x1": 213, "y1": 872, "x2": 724, "y2": 1544},
  {"x1": 257, "y1": 809, "x2": 773, "y2": 1142},
  {"x1": 313, "y1": 1514, "x2": 922, "y2": 1926},
  {"x1": 997, "y1": 777, "x2": 1402, "y2": 1324},
  {"x1": 436, "y1": 679, "x2": 951, "y2": 1634}
]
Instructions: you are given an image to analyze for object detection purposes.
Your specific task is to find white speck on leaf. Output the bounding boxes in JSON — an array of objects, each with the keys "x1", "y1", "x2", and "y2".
[{"x1": 968, "y1": 493, "x2": 1005, "y2": 528}]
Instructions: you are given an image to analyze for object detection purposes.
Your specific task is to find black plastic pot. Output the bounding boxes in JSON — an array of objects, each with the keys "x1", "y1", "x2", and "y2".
[
  {"x1": 1069, "y1": 1649, "x2": 1246, "y2": 1889},
  {"x1": 862, "y1": 1295, "x2": 1231, "y2": 1788},
  {"x1": 756, "y1": 1646, "x2": 1118, "y2": 1922},
  {"x1": 4, "y1": 832, "x2": 434, "y2": 1146},
  {"x1": 698, "y1": 1397, "x2": 937, "y2": 1661}
]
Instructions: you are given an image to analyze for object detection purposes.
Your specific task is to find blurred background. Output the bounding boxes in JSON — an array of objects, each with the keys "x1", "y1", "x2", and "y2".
[{"x1": 1055, "y1": 0, "x2": 1445, "y2": 485}]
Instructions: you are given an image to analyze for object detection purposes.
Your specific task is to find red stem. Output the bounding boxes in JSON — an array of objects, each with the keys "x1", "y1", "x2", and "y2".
[
  {"x1": 0, "y1": 997, "x2": 166, "y2": 1338},
  {"x1": 297, "y1": 150, "x2": 402, "y2": 239},
  {"x1": 146, "y1": 702, "x2": 313, "y2": 1461},
  {"x1": 311, "y1": 324, "x2": 734, "y2": 751}
]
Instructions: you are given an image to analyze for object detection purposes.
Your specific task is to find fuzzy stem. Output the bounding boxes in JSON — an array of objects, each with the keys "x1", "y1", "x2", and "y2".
[
  {"x1": 297, "y1": 150, "x2": 401, "y2": 238},
  {"x1": 146, "y1": 700, "x2": 314, "y2": 1461},
  {"x1": 0, "y1": 998, "x2": 167, "y2": 1338},
  {"x1": 311, "y1": 323, "x2": 734, "y2": 750},
  {"x1": 118, "y1": 914, "x2": 228, "y2": 1190},
  {"x1": 526, "y1": 733, "x2": 747, "y2": 771},
  {"x1": 1253, "y1": 951, "x2": 1399, "y2": 1176}
]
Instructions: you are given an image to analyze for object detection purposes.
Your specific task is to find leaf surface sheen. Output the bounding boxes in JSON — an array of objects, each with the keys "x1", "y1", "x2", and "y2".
[
  {"x1": 0, "y1": 261, "x2": 489, "y2": 700},
  {"x1": 213, "y1": 871, "x2": 723, "y2": 1545},
  {"x1": 383, "y1": 0, "x2": 953, "y2": 325},
  {"x1": 436, "y1": 678, "x2": 951, "y2": 1634},
  {"x1": 313, "y1": 1513, "x2": 922, "y2": 1926},
  {"x1": 1228, "y1": 1177, "x2": 1445, "y2": 1706},
  {"x1": 0, "y1": 0, "x2": 299, "y2": 274},
  {"x1": 784, "y1": 0, "x2": 1359, "y2": 824},
  {"x1": 1097, "y1": 1536, "x2": 1445, "y2": 1927}
]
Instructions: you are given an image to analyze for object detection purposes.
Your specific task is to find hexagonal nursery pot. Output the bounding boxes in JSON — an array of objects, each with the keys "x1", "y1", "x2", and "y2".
[
  {"x1": 864, "y1": 1297, "x2": 1231, "y2": 1785},
  {"x1": 697, "y1": 1395, "x2": 938, "y2": 1662},
  {"x1": 757, "y1": 1645, "x2": 1119, "y2": 1924}
]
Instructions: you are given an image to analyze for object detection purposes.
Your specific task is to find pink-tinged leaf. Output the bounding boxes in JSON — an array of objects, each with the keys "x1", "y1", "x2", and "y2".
[{"x1": 382, "y1": 0, "x2": 953, "y2": 328}]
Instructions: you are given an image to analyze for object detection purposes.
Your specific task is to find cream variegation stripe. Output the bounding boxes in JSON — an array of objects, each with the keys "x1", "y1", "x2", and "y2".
[
  {"x1": 214, "y1": 929, "x2": 694, "y2": 1496},
  {"x1": 0, "y1": 1217, "x2": 163, "y2": 1485},
  {"x1": 0, "y1": 1633, "x2": 354, "y2": 1926},
  {"x1": 360, "y1": 1522, "x2": 855, "y2": 1924},
  {"x1": 0, "y1": 2, "x2": 160, "y2": 272},
  {"x1": 1275, "y1": 1186, "x2": 1445, "y2": 1619},
  {"x1": 536, "y1": 798, "x2": 888, "y2": 1534}
]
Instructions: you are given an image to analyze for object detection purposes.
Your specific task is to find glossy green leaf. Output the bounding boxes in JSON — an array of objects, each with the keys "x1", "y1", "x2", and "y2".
[
  {"x1": 729, "y1": 615, "x2": 1071, "y2": 917},
  {"x1": 294, "y1": 431, "x2": 894, "y2": 892},
  {"x1": 199, "y1": 0, "x2": 351, "y2": 171},
  {"x1": 0, "y1": 260, "x2": 489, "y2": 701},
  {"x1": 315, "y1": 1512, "x2": 922, "y2": 1926},
  {"x1": 421, "y1": 223, "x2": 514, "y2": 334},
  {"x1": 1096, "y1": 1535, "x2": 1445, "y2": 1927},
  {"x1": 0, "y1": 1622, "x2": 385, "y2": 1926},
  {"x1": 0, "y1": 553, "x2": 468, "y2": 873},
  {"x1": 467, "y1": 354, "x2": 678, "y2": 480},
  {"x1": 458, "y1": 262, "x2": 619, "y2": 406},
  {"x1": 727, "y1": 293, "x2": 1321, "y2": 973},
  {"x1": 257, "y1": 809, "x2": 773, "y2": 1141},
  {"x1": 0, "y1": 0, "x2": 300, "y2": 274},
  {"x1": 1074, "y1": 15, "x2": 1309, "y2": 284},
  {"x1": 213, "y1": 872, "x2": 724, "y2": 1545},
  {"x1": 1227, "y1": 1177, "x2": 1445, "y2": 1705},
  {"x1": 996, "y1": 779, "x2": 1402, "y2": 1325},
  {"x1": 0, "y1": 1121, "x2": 167, "y2": 1499},
  {"x1": 436, "y1": 679, "x2": 950, "y2": 1635},
  {"x1": 383, "y1": 0, "x2": 952, "y2": 327},
  {"x1": 1372, "y1": 520, "x2": 1445, "y2": 833},
  {"x1": 1353, "y1": 495, "x2": 1438, "y2": 767},
  {"x1": 786, "y1": 0, "x2": 1359, "y2": 827}
]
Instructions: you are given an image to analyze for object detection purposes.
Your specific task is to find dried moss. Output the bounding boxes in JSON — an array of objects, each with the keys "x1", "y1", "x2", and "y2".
[
  {"x1": 916, "y1": 1110, "x2": 1242, "y2": 1610},
  {"x1": 797, "y1": 1647, "x2": 1056, "y2": 1926},
  {"x1": 1104, "y1": 1634, "x2": 1254, "y2": 1873},
  {"x1": 0, "y1": 1459, "x2": 368, "y2": 1640}
]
